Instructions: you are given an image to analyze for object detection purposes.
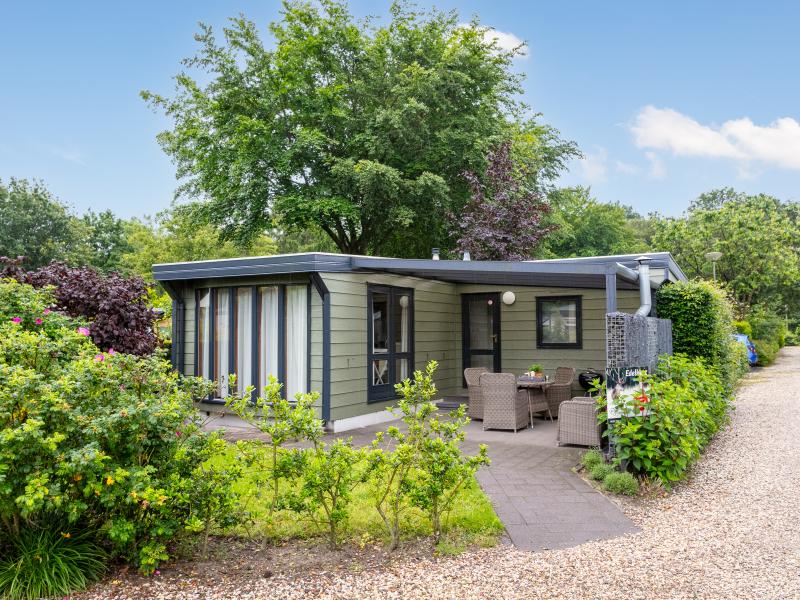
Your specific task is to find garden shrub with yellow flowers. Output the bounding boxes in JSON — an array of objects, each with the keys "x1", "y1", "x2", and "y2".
[{"x1": 0, "y1": 279, "x2": 240, "y2": 597}]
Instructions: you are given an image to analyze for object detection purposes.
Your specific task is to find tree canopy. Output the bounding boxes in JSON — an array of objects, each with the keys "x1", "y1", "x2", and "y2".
[
  {"x1": 0, "y1": 178, "x2": 81, "y2": 269},
  {"x1": 538, "y1": 187, "x2": 647, "y2": 258},
  {"x1": 143, "y1": 0, "x2": 577, "y2": 257},
  {"x1": 650, "y1": 188, "x2": 800, "y2": 314},
  {"x1": 454, "y1": 141, "x2": 554, "y2": 260},
  {"x1": 120, "y1": 209, "x2": 278, "y2": 282}
]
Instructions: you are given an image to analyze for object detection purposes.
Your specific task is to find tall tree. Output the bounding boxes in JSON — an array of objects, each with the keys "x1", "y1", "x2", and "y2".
[
  {"x1": 651, "y1": 188, "x2": 800, "y2": 314},
  {"x1": 72, "y1": 209, "x2": 134, "y2": 273},
  {"x1": 539, "y1": 187, "x2": 647, "y2": 258},
  {"x1": 143, "y1": 0, "x2": 576, "y2": 257},
  {"x1": 0, "y1": 178, "x2": 81, "y2": 268},
  {"x1": 453, "y1": 141, "x2": 555, "y2": 260},
  {"x1": 120, "y1": 209, "x2": 278, "y2": 281}
]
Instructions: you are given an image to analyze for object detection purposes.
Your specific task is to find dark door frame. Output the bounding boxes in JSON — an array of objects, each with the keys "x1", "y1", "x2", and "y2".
[{"x1": 461, "y1": 292, "x2": 501, "y2": 385}]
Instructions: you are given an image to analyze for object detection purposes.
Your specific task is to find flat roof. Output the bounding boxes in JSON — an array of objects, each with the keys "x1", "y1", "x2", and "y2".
[{"x1": 152, "y1": 251, "x2": 685, "y2": 287}]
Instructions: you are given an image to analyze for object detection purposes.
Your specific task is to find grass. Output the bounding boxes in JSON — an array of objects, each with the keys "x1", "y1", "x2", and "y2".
[{"x1": 211, "y1": 443, "x2": 504, "y2": 552}]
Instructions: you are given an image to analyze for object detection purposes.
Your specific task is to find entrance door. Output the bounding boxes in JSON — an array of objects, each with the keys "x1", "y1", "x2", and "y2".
[{"x1": 462, "y1": 293, "x2": 501, "y2": 381}]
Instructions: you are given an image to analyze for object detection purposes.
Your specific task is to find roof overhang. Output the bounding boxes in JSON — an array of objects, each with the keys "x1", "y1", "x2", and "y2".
[{"x1": 152, "y1": 251, "x2": 685, "y2": 288}]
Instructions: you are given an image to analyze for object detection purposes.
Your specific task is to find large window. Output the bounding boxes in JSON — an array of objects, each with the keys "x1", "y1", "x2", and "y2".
[
  {"x1": 536, "y1": 295, "x2": 582, "y2": 349},
  {"x1": 368, "y1": 285, "x2": 413, "y2": 402},
  {"x1": 196, "y1": 285, "x2": 308, "y2": 401}
]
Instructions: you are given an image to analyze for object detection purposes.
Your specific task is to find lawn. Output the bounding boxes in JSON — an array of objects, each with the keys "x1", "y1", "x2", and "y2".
[{"x1": 210, "y1": 442, "x2": 504, "y2": 554}]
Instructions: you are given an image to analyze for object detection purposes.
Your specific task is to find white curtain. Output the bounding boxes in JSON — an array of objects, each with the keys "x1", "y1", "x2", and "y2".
[
  {"x1": 197, "y1": 289, "x2": 211, "y2": 379},
  {"x1": 398, "y1": 294, "x2": 409, "y2": 380},
  {"x1": 285, "y1": 285, "x2": 308, "y2": 400},
  {"x1": 214, "y1": 290, "x2": 230, "y2": 397},
  {"x1": 235, "y1": 288, "x2": 254, "y2": 394},
  {"x1": 259, "y1": 286, "x2": 279, "y2": 393}
]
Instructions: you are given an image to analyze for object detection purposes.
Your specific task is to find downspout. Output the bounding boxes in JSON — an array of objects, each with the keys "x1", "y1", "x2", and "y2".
[
  {"x1": 634, "y1": 256, "x2": 652, "y2": 317},
  {"x1": 612, "y1": 257, "x2": 653, "y2": 317}
]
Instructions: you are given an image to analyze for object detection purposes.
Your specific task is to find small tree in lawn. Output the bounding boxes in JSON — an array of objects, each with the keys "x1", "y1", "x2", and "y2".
[
  {"x1": 225, "y1": 377, "x2": 321, "y2": 544},
  {"x1": 454, "y1": 140, "x2": 556, "y2": 260},
  {"x1": 287, "y1": 437, "x2": 366, "y2": 549},
  {"x1": 367, "y1": 361, "x2": 489, "y2": 549},
  {"x1": 409, "y1": 404, "x2": 489, "y2": 544}
]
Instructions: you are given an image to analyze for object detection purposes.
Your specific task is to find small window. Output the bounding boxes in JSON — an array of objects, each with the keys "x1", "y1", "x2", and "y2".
[
  {"x1": 368, "y1": 285, "x2": 413, "y2": 402},
  {"x1": 536, "y1": 296, "x2": 582, "y2": 349}
]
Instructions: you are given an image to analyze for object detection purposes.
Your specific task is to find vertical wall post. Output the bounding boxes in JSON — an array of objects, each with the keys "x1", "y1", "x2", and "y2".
[
  {"x1": 605, "y1": 265, "x2": 618, "y2": 314},
  {"x1": 310, "y1": 274, "x2": 331, "y2": 424}
]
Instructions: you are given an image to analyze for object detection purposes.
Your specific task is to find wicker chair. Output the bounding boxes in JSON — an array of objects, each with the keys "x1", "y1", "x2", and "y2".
[
  {"x1": 465, "y1": 367, "x2": 489, "y2": 420},
  {"x1": 480, "y1": 372, "x2": 529, "y2": 432},
  {"x1": 557, "y1": 397, "x2": 602, "y2": 447},
  {"x1": 545, "y1": 367, "x2": 576, "y2": 416}
]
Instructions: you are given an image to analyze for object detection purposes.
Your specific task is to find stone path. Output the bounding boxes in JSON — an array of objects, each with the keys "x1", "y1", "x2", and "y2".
[{"x1": 470, "y1": 438, "x2": 637, "y2": 550}]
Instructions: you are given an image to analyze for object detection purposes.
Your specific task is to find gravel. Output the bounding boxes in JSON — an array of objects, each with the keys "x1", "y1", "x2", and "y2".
[{"x1": 80, "y1": 348, "x2": 800, "y2": 599}]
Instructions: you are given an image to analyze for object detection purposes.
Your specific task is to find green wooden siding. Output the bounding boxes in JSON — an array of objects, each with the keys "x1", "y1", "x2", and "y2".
[
  {"x1": 320, "y1": 273, "x2": 642, "y2": 421},
  {"x1": 177, "y1": 270, "x2": 645, "y2": 423},
  {"x1": 320, "y1": 272, "x2": 461, "y2": 422}
]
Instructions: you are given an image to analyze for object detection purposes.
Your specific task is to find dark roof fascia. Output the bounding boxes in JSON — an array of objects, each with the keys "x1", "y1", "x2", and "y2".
[
  {"x1": 152, "y1": 253, "x2": 352, "y2": 282},
  {"x1": 152, "y1": 251, "x2": 687, "y2": 285},
  {"x1": 351, "y1": 257, "x2": 624, "y2": 277}
]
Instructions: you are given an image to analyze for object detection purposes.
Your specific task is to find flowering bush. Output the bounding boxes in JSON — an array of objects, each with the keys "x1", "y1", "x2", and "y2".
[
  {"x1": 602, "y1": 354, "x2": 729, "y2": 486},
  {"x1": 0, "y1": 280, "x2": 237, "y2": 578},
  {"x1": 1, "y1": 258, "x2": 159, "y2": 355}
]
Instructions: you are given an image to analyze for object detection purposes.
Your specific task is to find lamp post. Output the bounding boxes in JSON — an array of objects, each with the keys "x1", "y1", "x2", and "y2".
[{"x1": 705, "y1": 251, "x2": 723, "y2": 282}]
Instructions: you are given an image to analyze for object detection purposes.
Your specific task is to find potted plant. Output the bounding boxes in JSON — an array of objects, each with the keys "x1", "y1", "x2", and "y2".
[{"x1": 529, "y1": 363, "x2": 544, "y2": 378}]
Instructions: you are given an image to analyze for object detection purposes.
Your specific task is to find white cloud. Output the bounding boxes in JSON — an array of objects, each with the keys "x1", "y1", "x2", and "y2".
[
  {"x1": 645, "y1": 151, "x2": 666, "y2": 179},
  {"x1": 459, "y1": 24, "x2": 528, "y2": 59},
  {"x1": 43, "y1": 144, "x2": 86, "y2": 166},
  {"x1": 632, "y1": 106, "x2": 800, "y2": 170},
  {"x1": 615, "y1": 160, "x2": 638, "y2": 174},
  {"x1": 578, "y1": 148, "x2": 608, "y2": 183}
]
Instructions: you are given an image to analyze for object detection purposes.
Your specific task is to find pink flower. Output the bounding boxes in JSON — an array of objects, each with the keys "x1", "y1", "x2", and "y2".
[
  {"x1": 94, "y1": 353, "x2": 105, "y2": 362},
  {"x1": 155, "y1": 570, "x2": 161, "y2": 576},
  {"x1": 35, "y1": 318, "x2": 43, "y2": 325},
  {"x1": 175, "y1": 430, "x2": 182, "y2": 438},
  {"x1": 11, "y1": 317, "x2": 21, "y2": 323},
  {"x1": 108, "y1": 348, "x2": 116, "y2": 355},
  {"x1": 43, "y1": 308, "x2": 52, "y2": 315},
  {"x1": 77, "y1": 327, "x2": 90, "y2": 336}
]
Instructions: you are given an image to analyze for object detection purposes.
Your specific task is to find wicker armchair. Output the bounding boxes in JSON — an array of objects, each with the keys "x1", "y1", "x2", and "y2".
[
  {"x1": 465, "y1": 367, "x2": 489, "y2": 421},
  {"x1": 557, "y1": 397, "x2": 602, "y2": 447},
  {"x1": 545, "y1": 367, "x2": 576, "y2": 416},
  {"x1": 480, "y1": 372, "x2": 529, "y2": 432}
]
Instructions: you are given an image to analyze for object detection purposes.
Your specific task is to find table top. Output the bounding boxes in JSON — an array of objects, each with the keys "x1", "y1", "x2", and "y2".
[{"x1": 517, "y1": 378, "x2": 552, "y2": 389}]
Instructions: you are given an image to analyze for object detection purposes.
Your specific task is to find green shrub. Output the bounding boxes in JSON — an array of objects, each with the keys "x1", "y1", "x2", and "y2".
[
  {"x1": 581, "y1": 449, "x2": 604, "y2": 470},
  {"x1": 786, "y1": 328, "x2": 799, "y2": 347},
  {"x1": 602, "y1": 472, "x2": 639, "y2": 496},
  {"x1": 0, "y1": 524, "x2": 106, "y2": 600},
  {"x1": 589, "y1": 463, "x2": 615, "y2": 481},
  {"x1": 655, "y1": 280, "x2": 742, "y2": 392},
  {"x1": 753, "y1": 338, "x2": 779, "y2": 366},
  {"x1": 732, "y1": 320, "x2": 752, "y2": 336},
  {"x1": 604, "y1": 354, "x2": 729, "y2": 486},
  {"x1": 750, "y1": 310, "x2": 787, "y2": 348},
  {"x1": 0, "y1": 280, "x2": 237, "y2": 576}
]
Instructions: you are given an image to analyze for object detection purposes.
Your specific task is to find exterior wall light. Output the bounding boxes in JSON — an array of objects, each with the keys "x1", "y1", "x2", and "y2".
[{"x1": 502, "y1": 291, "x2": 516, "y2": 306}]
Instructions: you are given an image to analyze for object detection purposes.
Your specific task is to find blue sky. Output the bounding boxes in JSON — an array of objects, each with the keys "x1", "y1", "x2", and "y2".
[{"x1": 1, "y1": 1, "x2": 798, "y2": 220}]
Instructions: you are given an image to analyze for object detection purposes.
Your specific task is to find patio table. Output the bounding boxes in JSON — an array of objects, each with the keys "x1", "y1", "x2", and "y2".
[{"x1": 517, "y1": 378, "x2": 553, "y2": 427}]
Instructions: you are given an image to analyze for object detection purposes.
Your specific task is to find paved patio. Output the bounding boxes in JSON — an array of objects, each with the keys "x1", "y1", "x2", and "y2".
[{"x1": 208, "y1": 412, "x2": 638, "y2": 552}]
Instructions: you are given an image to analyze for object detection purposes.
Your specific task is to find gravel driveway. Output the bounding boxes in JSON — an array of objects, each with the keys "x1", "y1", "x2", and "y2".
[{"x1": 82, "y1": 348, "x2": 800, "y2": 599}]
